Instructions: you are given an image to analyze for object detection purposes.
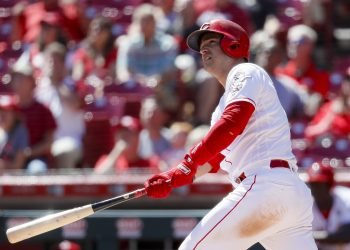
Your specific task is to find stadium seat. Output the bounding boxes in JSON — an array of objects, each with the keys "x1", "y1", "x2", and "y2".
[
  {"x1": 290, "y1": 118, "x2": 308, "y2": 139},
  {"x1": 291, "y1": 138, "x2": 308, "y2": 160},
  {"x1": 307, "y1": 135, "x2": 350, "y2": 160},
  {"x1": 275, "y1": 0, "x2": 304, "y2": 28},
  {"x1": 0, "y1": 72, "x2": 12, "y2": 93},
  {"x1": 0, "y1": 0, "x2": 22, "y2": 7},
  {"x1": 81, "y1": 96, "x2": 125, "y2": 167},
  {"x1": 0, "y1": 17, "x2": 12, "y2": 42},
  {"x1": 297, "y1": 154, "x2": 322, "y2": 169},
  {"x1": 84, "y1": 0, "x2": 142, "y2": 26},
  {"x1": 104, "y1": 81, "x2": 154, "y2": 118}
]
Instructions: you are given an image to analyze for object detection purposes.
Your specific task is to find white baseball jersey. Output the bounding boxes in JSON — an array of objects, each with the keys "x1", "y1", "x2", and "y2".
[
  {"x1": 313, "y1": 186, "x2": 350, "y2": 250},
  {"x1": 180, "y1": 62, "x2": 317, "y2": 250},
  {"x1": 210, "y1": 63, "x2": 297, "y2": 183}
]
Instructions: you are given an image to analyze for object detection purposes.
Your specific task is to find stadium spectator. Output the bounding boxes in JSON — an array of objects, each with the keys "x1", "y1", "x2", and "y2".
[
  {"x1": 174, "y1": 0, "x2": 200, "y2": 53},
  {"x1": 116, "y1": 3, "x2": 180, "y2": 112},
  {"x1": 151, "y1": 0, "x2": 182, "y2": 35},
  {"x1": 161, "y1": 121, "x2": 193, "y2": 169},
  {"x1": 185, "y1": 124, "x2": 210, "y2": 150},
  {"x1": 183, "y1": 12, "x2": 226, "y2": 125},
  {"x1": 14, "y1": 11, "x2": 69, "y2": 79},
  {"x1": 250, "y1": 31, "x2": 308, "y2": 120},
  {"x1": 11, "y1": 0, "x2": 84, "y2": 44},
  {"x1": 151, "y1": 0, "x2": 200, "y2": 51},
  {"x1": 71, "y1": 16, "x2": 116, "y2": 84},
  {"x1": 0, "y1": 95, "x2": 29, "y2": 172},
  {"x1": 193, "y1": 0, "x2": 255, "y2": 35},
  {"x1": 94, "y1": 116, "x2": 160, "y2": 174},
  {"x1": 305, "y1": 68, "x2": 350, "y2": 141},
  {"x1": 138, "y1": 98, "x2": 172, "y2": 159},
  {"x1": 36, "y1": 42, "x2": 85, "y2": 169},
  {"x1": 10, "y1": 63, "x2": 57, "y2": 173},
  {"x1": 191, "y1": 68, "x2": 223, "y2": 125},
  {"x1": 307, "y1": 162, "x2": 350, "y2": 249},
  {"x1": 275, "y1": 24, "x2": 330, "y2": 102},
  {"x1": 302, "y1": 0, "x2": 327, "y2": 31},
  {"x1": 244, "y1": 0, "x2": 277, "y2": 31}
]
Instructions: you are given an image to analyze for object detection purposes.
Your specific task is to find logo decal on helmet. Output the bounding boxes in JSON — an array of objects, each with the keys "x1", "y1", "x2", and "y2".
[{"x1": 201, "y1": 23, "x2": 210, "y2": 30}]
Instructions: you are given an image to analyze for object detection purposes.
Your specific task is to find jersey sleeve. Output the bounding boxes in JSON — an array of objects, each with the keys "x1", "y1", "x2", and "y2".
[{"x1": 225, "y1": 64, "x2": 261, "y2": 107}]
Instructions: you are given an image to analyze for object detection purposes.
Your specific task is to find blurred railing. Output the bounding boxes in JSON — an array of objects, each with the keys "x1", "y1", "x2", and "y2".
[{"x1": 1, "y1": 168, "x2": 350, "y2": 210}]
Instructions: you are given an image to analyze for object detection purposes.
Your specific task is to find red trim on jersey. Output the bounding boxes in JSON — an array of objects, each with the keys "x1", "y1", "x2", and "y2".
[
  {"x1": 208, "y1": 153, "x2": 225, "y2": 173},
  {"x1": 194, "y1": 175, "x2": 257, "y2": 249},
  {"x1": 230, "y1": 98, "x2": 256, "y2": 107},
  {"x1": 189, "y1": 100, "x2": 255, "y2": 166}
]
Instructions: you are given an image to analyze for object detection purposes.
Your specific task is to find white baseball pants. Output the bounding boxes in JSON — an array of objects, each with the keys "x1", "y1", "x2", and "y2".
[{"x1": 179, "y1": 168, "x2": 318, "y2": 250}]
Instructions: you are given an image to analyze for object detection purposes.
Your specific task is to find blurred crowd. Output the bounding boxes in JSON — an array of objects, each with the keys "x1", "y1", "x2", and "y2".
[
  {"x1": 0, "y1": 0, "x2": 349, "y2": 175},
  {"x1": 1, "y1": 1, "x2": 350, "y2": 249}
]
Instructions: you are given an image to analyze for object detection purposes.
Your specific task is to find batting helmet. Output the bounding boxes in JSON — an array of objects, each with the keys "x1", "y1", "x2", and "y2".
[
  {"x1": 306, "y1": 162, "x2": 335, "y2": 187},
  {"x1": 187, "y1": 19, "x2": 250, "y2": 60}
]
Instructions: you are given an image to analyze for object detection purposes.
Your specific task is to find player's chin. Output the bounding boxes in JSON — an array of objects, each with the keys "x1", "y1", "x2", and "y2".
[{"x1": 202, "y1": 60, "x2": 213, "y2": 69}]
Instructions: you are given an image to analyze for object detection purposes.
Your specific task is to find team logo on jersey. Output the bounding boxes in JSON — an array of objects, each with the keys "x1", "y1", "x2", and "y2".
[
  {"x1": 231, "y1": 82, "x2": 244, "y2": 95},
  {"x1": 229, "y1": 72, "x2": 246, "y2": 95}
]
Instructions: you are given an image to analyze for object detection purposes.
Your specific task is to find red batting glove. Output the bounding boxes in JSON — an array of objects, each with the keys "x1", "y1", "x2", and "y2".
[
  {"x1": 144, "y1": 154, "x2": 198, "y2": 199},
  {"x1": 144, "y1": 174, "x2": 172, "y2": 198}
]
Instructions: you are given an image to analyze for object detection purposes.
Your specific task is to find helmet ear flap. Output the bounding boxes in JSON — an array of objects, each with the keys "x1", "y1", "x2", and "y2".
[{"x1": 220, "y1": 36, "x2": 241, "y2": 58}]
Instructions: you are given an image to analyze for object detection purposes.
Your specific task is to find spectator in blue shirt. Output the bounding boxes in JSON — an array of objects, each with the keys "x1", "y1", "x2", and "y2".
[
  {"x1": 117, "y1": 3, "x2": 180, "y2": 112},
  {"x1": 0, "y1": 95, "x2": 29, "y2": 172}
]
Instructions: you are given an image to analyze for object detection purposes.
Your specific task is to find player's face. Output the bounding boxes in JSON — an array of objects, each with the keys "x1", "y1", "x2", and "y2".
[{"x1": 199, "y1": 33, "x2": 225, "y2": 72}]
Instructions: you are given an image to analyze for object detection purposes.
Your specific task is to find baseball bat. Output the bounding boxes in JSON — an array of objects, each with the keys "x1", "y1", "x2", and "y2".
[{"x1": 6, "y1": 187, "x2": 146, "y2": 244}]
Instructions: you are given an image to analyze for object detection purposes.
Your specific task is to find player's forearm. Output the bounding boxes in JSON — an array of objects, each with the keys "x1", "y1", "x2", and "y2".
[{"x1": 194, "y1": 163, "x2": 212, "y2": 179}]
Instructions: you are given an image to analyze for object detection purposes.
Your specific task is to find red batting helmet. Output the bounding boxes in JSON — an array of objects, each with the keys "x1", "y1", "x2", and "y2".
[
  {"x1": 306, "y1": 162, "x2": 335, "y2": 187},
  {"x1": 187, "y1": 19, "x2": 250, "y2": 60}
]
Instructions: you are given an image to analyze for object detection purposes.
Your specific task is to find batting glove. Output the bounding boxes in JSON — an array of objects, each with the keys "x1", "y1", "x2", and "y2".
[{"x1": 144, "y1": 154, "x2": 198, "y2": 199}]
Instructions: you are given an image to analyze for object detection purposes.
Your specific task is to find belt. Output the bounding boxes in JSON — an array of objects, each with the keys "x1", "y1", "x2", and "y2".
[{"x1": 235, "y1": 159, "x2": 290, "y2": 184}]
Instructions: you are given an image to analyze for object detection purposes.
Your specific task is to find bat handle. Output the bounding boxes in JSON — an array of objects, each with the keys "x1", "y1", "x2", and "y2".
[
  {"x1": 91, "y1": 179, "x2": 171, "y2": 212},
  {"x1": 92, "y1": 188, "x2": 147, "y2": 212}
]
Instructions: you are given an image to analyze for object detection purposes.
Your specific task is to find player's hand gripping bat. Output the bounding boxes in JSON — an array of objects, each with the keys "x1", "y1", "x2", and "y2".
[{"x1": 6, "y1": 188, "x2": 146, "y2": 244}]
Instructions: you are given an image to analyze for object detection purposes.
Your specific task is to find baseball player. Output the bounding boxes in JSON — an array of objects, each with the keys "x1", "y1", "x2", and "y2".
[
  {"x1": 144, "y1": 19, "x2": 317, "y2": 249},
  {"x1": 307, "y1": 163, "x2": 350, "y2": 250}
]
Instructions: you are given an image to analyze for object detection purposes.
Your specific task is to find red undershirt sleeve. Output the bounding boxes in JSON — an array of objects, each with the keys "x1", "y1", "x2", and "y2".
[{"x1": 188, "y1": 100, "x2": 256, "y2": 168}]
